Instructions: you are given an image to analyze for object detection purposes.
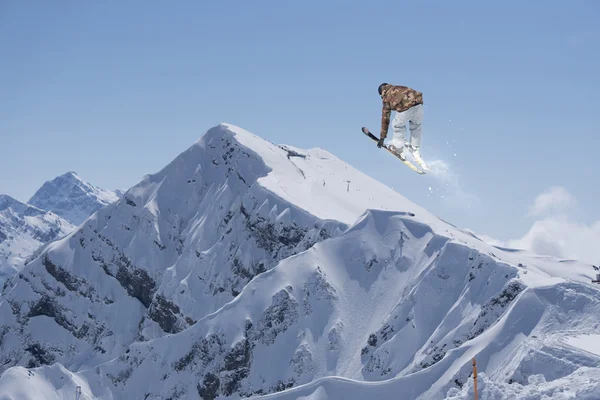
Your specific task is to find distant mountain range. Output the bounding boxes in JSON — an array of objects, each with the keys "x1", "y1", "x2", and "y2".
[
  {"x1": 0, "y1": 172, "x2": 122, "y2": 290},
  {"x1": 28, "y1": 171, "x2": 122, "y2": 226}
]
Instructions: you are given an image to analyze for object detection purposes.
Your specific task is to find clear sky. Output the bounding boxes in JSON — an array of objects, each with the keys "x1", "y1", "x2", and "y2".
[{"x1": 1, "y1": 1, "x2": 599, "y2": 256}]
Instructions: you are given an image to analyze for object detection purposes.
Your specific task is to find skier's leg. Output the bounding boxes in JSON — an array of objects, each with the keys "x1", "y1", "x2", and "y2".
[
  {"x1": 408, "y1": 104, "x2": 424, "y2": 149},
  {"x1": 407, "y1": 104, "x2": 428, "y2": 170},
  {"x1": 391, "y1": 110, "x2": 408, "y2": 151}
]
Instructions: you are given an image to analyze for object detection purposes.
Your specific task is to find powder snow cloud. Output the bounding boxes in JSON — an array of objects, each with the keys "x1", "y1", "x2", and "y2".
[
  {"x1": 477, "y1": 186, "x2": 600, "y2": 265},
  {"x1": 425, "y1": 158, "x2": 481, "y2": 211},
  {"x1": 527, "y1": 186, "x2": 577, "y2": 217}
]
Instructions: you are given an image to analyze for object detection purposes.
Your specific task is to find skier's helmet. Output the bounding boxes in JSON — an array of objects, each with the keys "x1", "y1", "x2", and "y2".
[{"x1": 378, "y1": 83, "x2": 388, "y2": 96}]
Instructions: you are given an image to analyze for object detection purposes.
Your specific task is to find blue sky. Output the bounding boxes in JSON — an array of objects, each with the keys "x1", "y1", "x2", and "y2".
[{"x1": 1, "y1": 1, "x2": 599, "y2": 246}]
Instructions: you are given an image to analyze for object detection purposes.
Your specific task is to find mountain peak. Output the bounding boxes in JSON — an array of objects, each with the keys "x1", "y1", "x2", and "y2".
[
  {"x1": 0, "y1": 194, "x2": 18, "y2": 209},
  {"x1": 0, "y1": 194, "x2": 34, "y2": 215},
  {"x1": 47, "y1": 171, "x2": 89, "y2": 188},
  {"x1": 58, "y1": 171, "x2": 82, "y2": 181},
  {"x1": 28, "y1": 172, "x2": 122, "y2": 225},
  {"x1": 185, "y1": 122, "x2": 427, "y2": 225}
]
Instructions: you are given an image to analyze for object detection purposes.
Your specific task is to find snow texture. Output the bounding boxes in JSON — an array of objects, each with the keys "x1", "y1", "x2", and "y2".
[
  {"x1": 28, "y1": 171, "x2": 121, "y2": 226},
  {"x1": 1, "y1": 123, "x2": 599, "y2": 400}
]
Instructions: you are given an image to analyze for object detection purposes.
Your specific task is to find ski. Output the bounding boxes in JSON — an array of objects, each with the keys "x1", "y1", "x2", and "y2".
[{"x1": 361, "y1": 127, "x2": 425, "y2": 174}]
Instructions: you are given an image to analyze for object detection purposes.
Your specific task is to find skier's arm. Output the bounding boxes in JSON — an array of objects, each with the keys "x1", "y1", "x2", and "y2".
[{"x1": 380, "y1": 102, "x2": 391, "y2": 139}]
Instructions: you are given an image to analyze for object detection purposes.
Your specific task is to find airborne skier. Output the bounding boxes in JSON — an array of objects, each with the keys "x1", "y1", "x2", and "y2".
[{"x1": 376, "y1": 83, "x2": 428, "y2": 171}]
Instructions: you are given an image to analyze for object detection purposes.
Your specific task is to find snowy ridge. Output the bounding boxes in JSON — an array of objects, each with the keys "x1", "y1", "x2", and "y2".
[
  {"x1": 0, "y1": 124, "x2": 599, "y2": 400},
  {"x1": 28, "y1": 171, "x2": 121, "y2": 226},
  {"x1": 0, "y1": 195, "x2": 74, "y2": 291},
  {"x1": 79, "y1": 211, "x2": 600, "y2": 399}
]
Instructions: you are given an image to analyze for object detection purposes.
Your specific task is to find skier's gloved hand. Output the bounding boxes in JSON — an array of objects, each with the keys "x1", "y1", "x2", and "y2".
[{"x1": 377, "y1": 138, "x2": 384, "y2": 148}]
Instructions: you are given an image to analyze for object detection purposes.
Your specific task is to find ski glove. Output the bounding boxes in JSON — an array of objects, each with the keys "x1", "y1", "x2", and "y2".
[{"x1": 377, "y1": 137, "x2": 384, "y2": 148}]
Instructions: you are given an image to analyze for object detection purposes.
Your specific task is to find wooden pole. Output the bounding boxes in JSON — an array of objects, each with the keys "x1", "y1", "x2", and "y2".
[{"x1": 472, "y1": 358, "x2": 478, "y2": 400}]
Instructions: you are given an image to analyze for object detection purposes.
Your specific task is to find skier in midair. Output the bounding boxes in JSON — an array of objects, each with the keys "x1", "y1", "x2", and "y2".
[{"x1": 376, "y1": 83, "x2": 427, "y2": 170}]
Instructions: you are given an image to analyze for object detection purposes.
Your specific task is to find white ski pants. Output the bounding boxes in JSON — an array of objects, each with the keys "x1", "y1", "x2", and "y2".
[{"x1": 391, "y1": 104, "x2": 424, "y2": 148}]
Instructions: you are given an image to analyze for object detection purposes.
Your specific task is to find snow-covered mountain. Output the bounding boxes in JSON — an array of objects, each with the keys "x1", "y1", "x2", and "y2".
[
  {"x1": 0, "y1": 195, "x2": 75, "y2": 291},
  {"x1": 1, "y1": 123, "x2": 599, "y2": 400},
  {"x1": 28, "y1": 171, "x2": 121, "y2": 226}
]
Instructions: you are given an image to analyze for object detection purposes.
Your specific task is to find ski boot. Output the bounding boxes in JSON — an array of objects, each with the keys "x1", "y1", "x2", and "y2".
[
  {"x1": 388, "y1": 144, "x2": 407, "y2": 160},
  {"x1": 405, "y1": 144, "x2": 428, "y2": 171}
]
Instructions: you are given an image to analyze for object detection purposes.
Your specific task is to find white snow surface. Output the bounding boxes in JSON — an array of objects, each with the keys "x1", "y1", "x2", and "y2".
[
  {"x1": 0, "y1": 195, "x2": 75, "y2": 290},
  {"x1": 563, "y1": 334, "x2": 600, "y2": 357},
  {"x1": 28, "y1": 171, "x2": 121, "y2": 226},
  {"x1": 1, "y1": 123, "x2": 599, "y2": 400}
]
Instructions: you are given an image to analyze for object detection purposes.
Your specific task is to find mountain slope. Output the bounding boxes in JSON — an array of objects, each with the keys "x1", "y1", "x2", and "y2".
[
  {"x1": 28, "y1": 171, "x2": 121, "y2": 226},
  {"x1": 0, "y1": 123, "x2": 598, "y2": 400},
  {"x1": 0, "y1": 195, "x2": 75, "y2": 291},
  {"x1": 73, "y1": 211, "x2": 599, "y2": 400},
  {"x1": 3, "y1": 209, "x2": 598, "y2": 400}
]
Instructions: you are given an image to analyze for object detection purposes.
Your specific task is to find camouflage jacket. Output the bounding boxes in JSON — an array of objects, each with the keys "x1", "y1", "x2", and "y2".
[{"x1": 379, "y1": 84, "x2": 423, "y2": 139}]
